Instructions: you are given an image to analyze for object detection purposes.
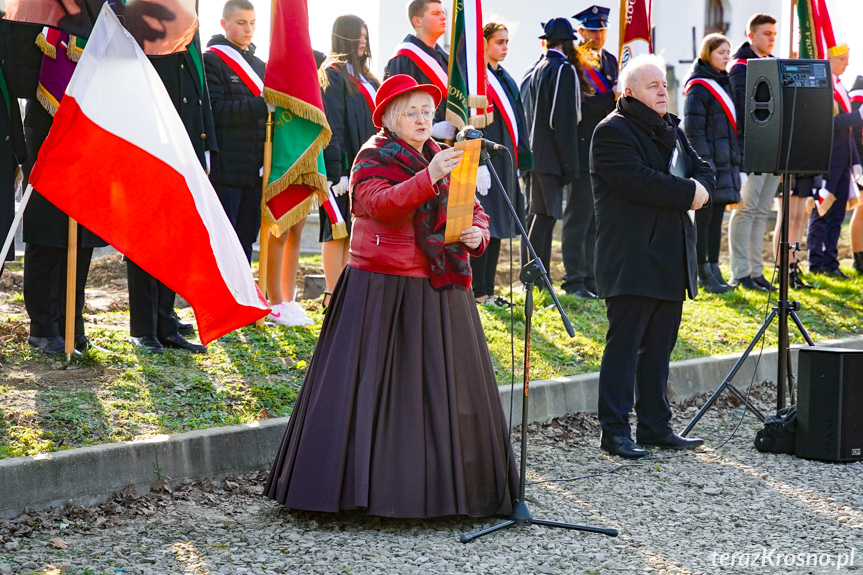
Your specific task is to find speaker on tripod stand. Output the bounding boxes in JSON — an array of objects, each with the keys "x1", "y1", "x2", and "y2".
[{"x1": 683, "y1": 59, "x2": 834, "y2": 436}]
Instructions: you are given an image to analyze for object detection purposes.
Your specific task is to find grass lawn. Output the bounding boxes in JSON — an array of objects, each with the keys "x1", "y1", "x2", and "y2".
[{"x1": 1, "y1": 252, "x2": 862, "y2": 459}]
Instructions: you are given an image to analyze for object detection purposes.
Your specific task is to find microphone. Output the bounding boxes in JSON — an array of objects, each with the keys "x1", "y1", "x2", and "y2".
[{"x1": 455, "y1": 127, "x2": 506, "y2": 151}]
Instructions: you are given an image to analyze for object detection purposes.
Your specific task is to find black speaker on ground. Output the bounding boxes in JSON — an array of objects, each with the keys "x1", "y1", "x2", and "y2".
[
  {"x1": 796, "y1": 347, "x2": 863, "y2": 462},
  {"x1": 743, "y1": 59, "x2": 834, "y2": 175}
]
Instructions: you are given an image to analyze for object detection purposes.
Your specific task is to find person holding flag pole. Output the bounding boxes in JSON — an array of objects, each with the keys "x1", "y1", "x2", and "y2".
[
  {"x1": 472, "y1": 21, "x2": 532, "y2": 306},
  {"x1": 256, "y1": 0, "x2": 331, "y2": 327}
]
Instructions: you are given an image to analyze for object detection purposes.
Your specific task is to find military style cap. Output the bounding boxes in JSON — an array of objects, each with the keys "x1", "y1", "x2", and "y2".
[
  {"x1": 539, "y1": 18, "x2": 577, "y2": 41},
  {"x1": 573, "y1": 5, "x2": 610, "y2": 30}
]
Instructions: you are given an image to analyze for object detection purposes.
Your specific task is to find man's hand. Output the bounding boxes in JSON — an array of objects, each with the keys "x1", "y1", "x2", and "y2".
[
  {"x1": 475, "y1": 165, "x2": 491, "y2": 196},
  {"x1": 690, "y1": 179, "x2": 709, "y2": 210},
  {"x1": 266, "y1": 100, "x2": 276, "y2": 114},
  {"x1": 332, "y1": 176, "x2": 350, "y2": 197}
]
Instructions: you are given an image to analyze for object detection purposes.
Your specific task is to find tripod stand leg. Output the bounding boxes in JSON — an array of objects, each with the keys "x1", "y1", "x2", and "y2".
[
  {"x1": 723, "y1": 384, "x2": 767, "y2": 422},
  {"x1": 789, "y1": 310, "x2": 815, "y2": 346},
  {"x1": 681, "y1": 310, "x2": 777, "y2": 436},
  {"x1": 531, "y1": 519, "x2": 618, "y2": 536},
  {"x1": 459, "y1": 520, "x2": 516, "y2": 543}
]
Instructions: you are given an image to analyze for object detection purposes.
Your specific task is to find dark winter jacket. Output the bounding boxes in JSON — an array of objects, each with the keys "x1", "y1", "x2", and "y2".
[
  {"x1": 577, "y1": 48, "x2": 618, "y2": 171},
  {"x1": 384, "y1": 35, "x2": 449, "y2": 123},
  {"x1": 320, "y1": 64, "x2": 378, "y2": 182},
  {"x1": 520, "y1": 50, "x2": 580, "y2": 181},
  {"x1": 729, "y1": 42, "x2": 771, "y2": 148},
  {"x1": 591, "y1": 96, "x2": 714, "y2": 301},
  {"x1": 204, "y1": 35, "x2": 268, "y2": 188},
  {"x1": 149, "y1": 35, "x2": 218, "y2": 169},
  {"x1": 480, "y1": 63, "x2": 532, "y2": 238},
  {"x1": 683, "y1": 59, "x2": 741, "y2": 204}
]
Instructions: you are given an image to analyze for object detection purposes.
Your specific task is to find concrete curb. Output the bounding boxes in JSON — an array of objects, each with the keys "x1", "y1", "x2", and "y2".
[{"x1": 3, "y1": 336, "x2": 862, "y2": 518}]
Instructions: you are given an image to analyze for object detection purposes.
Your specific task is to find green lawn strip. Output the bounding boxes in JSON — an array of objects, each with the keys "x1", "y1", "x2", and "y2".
[{"x1": 1, "y1": 265, "x2": 861, "y2": 459}]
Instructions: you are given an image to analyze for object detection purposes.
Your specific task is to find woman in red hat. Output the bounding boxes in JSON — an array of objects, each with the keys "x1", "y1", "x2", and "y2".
[{"x1": 264, "y1": 74, "x2": 517, "y2": 519}]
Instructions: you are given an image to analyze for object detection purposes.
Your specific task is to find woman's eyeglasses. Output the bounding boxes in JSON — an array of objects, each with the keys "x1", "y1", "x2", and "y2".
[{"x1": 402, "y1": 109, "x2": 435, "y2": 122}]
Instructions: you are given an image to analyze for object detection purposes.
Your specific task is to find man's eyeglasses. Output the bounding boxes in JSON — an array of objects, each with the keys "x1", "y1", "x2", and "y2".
[{"x1": 403, "y1": 109, "x2": 435, "y2": 122}]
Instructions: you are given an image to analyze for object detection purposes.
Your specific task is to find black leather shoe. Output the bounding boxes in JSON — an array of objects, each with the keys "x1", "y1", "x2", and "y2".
[
  {"x1": 825, "y1": 269, "x2": 850, "y2": 280},
  {"x1": 751, "y1": 275, "x2": 778, "y2": 292},
  {"x1": 28, "y1": 335, "x2": 67, "y2": 356},
  {"x1": 637, "y1": 432, "x2": 705, "y2": 450},
  {"x1": 732, "y1": 276, "x2": 767, "y2": 291},
  {"x1": 600, "y1": 434, "x2": 649, "y2": 459},
  {"x1": 159, "y1": 333, "x2": 206, "y2": 354},
  {"x1": 131, "y1": 335, "x2": 165, "y2": 354},
  {"x1": 568, "y1": 287, "x2": 598, "y2": 299},
  {"x1": 177, "y1": 320, "x2": 195, "y2": 336}
]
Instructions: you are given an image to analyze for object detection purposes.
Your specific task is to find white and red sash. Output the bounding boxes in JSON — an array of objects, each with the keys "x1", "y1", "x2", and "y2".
[
  {"x1": 346, "y1": 64, "x2": 377, "y2": 113},
  {"x1": 322, "y1": 188, "x2": 347, "y2": 239},
  {"x1": 208, "y1": 45, "x2": 263, "y2": 97},
  {"x1": 684, "y1": 77, "x2": 737, "y2": 132},
  {"x1": 726, "y1": 58, "x2": 747, "y2": 73},
  {"x1": 392, "y1": 41, "x2": 447, "y2": 96},
  {"x1": 833, "y1": 75, "x2": 851, "y2": 114},
  {"x1": 850, "y1": 89, "x2": 863, "y2": 106},
  {"x1": 486, "y1": 69, "x2": 518, "y2": 163}
]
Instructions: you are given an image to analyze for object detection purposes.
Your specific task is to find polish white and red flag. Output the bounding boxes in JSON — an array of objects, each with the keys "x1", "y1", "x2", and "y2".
[{"x1": 28, "y1": 4, "x2": 270, "y2": 344}]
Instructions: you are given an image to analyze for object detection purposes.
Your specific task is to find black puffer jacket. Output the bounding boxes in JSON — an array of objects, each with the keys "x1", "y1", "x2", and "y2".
[
  {"x1": 683, "y1": 59, "x2": 741, "y2": 204},
  {"x1": 204, "y1": 35, "x2": 268, "y2": 188}
]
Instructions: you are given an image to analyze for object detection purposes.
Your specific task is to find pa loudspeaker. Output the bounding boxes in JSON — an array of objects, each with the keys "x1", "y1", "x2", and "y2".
[
  {"x1": 743, "y1": 59, "x2": 834, "y2": 175},
  {"x1": 795, "y1": 347, "x2": 863, "y2": 462}
]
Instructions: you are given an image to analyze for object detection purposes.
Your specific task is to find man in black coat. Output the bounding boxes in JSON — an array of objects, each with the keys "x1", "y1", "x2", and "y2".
[
  {"x1": 128, "y1": 33, "x2": 217, "y2": 355},
  {"x1": 561, "y1": 5, "x2": 618, "y2": 298},
  {"x1": 0, "y1": 21, "x2": 27, "y2": 276},
  {"x1": 520, "y1": 18, "x2": 581, "y2": 279},
  {"x1": 384, "y1": 0, "x2": 454, "y2": 139},
  {"x1": 204, "y1": 0, "x2": 268, "y2": 263},
  {"x1": 591, "y1": 54, "x2": 713, "y2": 458}
]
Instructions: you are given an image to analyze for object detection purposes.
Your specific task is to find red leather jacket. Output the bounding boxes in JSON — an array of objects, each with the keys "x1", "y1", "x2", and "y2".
[{"x1": 348, "y1": 168, "x2": 490, "y2": 278}]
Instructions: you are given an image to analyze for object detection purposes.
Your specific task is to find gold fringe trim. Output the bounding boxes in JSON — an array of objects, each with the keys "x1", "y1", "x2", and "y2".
[
  {"x1": 36, "y1": 85, "x2": 59, "y2": 116},
  {"x1": 264, "y1": 87, "x2": 330, "y2": 132},
  {"x1": 263, "y1": 187, "x2": 329, "y2": 237},
  {"x1": 817, "y1": 193, "x2": 836, "y2": 218},
  {"x1": 331, "y1": 220, "x2": 348, "y2": 240},
  {"x1": 848, "y1": 195, "x2": 861, "y2": 211},
  {"x1": 67, "y1": 36, "x2": 84, "y2": 62},
  {"x1": 467, "y1": 95, "x2": 487, "y2": 108},
  {"x1": 261, "y1": 87, "x2": 333, "y2": 236},
  {"x1": 804, "y1": 197, "x2": 815, "y2": 216},
  {"x1": 446, "y1": 110, "x2": 466, "y2": 130},
  {"x1": 468, "y1": 111, "x2": 492, "y2": 129},
  {"x1": 35, "y1": 33, "x2": 57, "y2": 59}
]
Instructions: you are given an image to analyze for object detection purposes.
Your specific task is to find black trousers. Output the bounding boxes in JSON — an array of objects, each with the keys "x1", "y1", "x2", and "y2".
[
  {"x1": 127, "y1": 260, "x2": 178, "y2": 338},
  {"x1": 23, "y1": 244, "x2": 93, "y2": 338},
  {"x1": 470, "y1": 238, "x2": 501, "y2": 298},
  {"x1": 598, "y1": 295, "x2": 683, "y2": 439},
  {"x1": 695, "y1": 202, "x2": 727, "y2": 264},
  {"x1": 214, "y1": 183, "x2": 261, "y2": 263},
  {"x1": 561, "y1": 174, "x2": 597, "y2": 293}
]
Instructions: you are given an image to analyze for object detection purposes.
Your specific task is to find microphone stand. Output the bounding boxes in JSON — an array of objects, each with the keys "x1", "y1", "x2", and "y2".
[{"x1": 460, "y1": 147, "x2": 618, "y2": 543}]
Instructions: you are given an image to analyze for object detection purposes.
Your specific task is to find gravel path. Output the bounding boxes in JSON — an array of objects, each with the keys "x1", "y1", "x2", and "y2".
[{"x1": 2, "y1": 388, "x2": 862, "y2": 575}]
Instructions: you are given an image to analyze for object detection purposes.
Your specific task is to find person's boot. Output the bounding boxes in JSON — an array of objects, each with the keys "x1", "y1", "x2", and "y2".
[
  {"x1": 709, "y1": 262, "x2": 734, "y2": 289},
  {"x1": 854, "y1": 252, "x2": 863, "y2": 275},
  {"x1": 698, "y1": 263, "x2": 731, "y2": 294}
]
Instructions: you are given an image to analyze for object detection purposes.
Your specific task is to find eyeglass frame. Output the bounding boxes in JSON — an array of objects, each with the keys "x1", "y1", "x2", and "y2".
[{"x1": 401, "y1": 108, "x2": 435, "y2": 123}]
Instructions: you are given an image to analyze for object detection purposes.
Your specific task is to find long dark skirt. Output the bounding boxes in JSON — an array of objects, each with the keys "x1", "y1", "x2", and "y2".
[{"x1": 263, "y1": 266, "x2": 517, "y2": 518}]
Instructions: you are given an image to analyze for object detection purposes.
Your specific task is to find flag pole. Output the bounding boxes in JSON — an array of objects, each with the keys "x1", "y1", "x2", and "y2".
[
  {"x1": 256, "y1": 0, "x2": 278, "y2": 327},
  {"x1": 65, "y1": 217, "x2": 78, "y2": 360},
  {"x1": 790, "y1": 0, "x2": 797, "y2": 58}
]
